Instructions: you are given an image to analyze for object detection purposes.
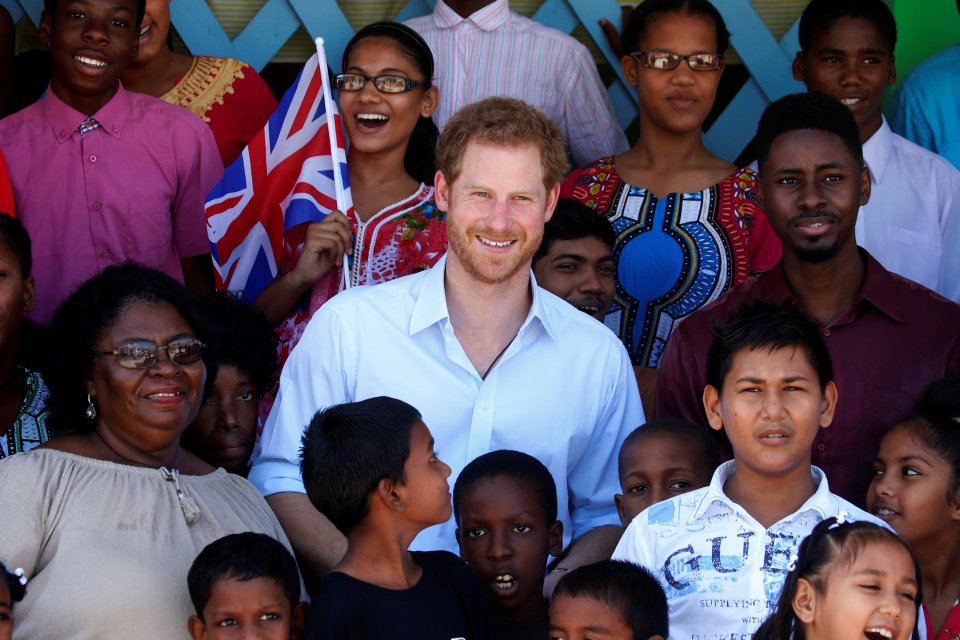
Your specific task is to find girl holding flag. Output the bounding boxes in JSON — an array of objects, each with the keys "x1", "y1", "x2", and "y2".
[{"x1": 255, "y1": 22, "x2": 445, "y2": 370}]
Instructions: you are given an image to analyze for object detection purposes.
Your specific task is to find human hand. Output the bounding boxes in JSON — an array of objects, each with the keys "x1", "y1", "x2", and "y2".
[
  {"x1": 288, "y1": 210, "x2": 352, "y2": 290},
  {"x1": 599, "y1": 5, "x2": 634, "y2": 59}
]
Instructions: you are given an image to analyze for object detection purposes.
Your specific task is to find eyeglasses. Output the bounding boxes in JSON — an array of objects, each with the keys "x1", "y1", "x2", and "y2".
[
  {"x1": 334, "y1": 73, "x2": 428, "y2": 94},
  {"x1": 630, "y1": 51, "x2": 723, "y2": 71},
  {"x1": 94, "y1": 338, "x2": 205, "y2": 369}
]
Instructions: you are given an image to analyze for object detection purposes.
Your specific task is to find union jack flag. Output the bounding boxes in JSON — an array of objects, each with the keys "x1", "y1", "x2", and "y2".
[{"x1": 205, "y1": 43, "x2": 352, "y2": 304}]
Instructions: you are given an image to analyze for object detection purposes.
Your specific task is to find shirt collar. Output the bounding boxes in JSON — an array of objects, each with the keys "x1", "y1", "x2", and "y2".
[
  {"x1": 753, "y1": 250, "x2": 904, "y2": 325},
  {"x1": 432, "y1": 0, "x2": 511, "y2": 31},
  {"x1": 862, "y1": 117, "x2": 893, "y2": 184},
  {"x1": 41, "y1": 83, "x2": 129, "y2": 143},
  {"x1": 691, "y1": 462, "x2": 835, "y2": 522},
  {"x1": 408, "y1": 254, "x2": 559, "y2": 341}
]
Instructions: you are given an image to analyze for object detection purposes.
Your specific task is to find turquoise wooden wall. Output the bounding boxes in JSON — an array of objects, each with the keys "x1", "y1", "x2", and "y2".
[{"x1": 1, "y1": 0, "x2": 805, "y2": 161}]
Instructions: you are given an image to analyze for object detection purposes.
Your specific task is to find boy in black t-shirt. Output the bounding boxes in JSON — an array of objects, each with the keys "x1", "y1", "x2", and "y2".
[
  {"x1": 299, "y1": 396, "x2": 493, "y2": 639},
  {"x1": 454, "y1": 450, "x2": 563, "y2": 640}
]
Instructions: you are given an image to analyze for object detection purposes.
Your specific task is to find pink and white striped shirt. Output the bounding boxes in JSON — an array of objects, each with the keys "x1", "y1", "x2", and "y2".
[{"x1": 406, "y1": 0, "x2": 629, "y2": 167}]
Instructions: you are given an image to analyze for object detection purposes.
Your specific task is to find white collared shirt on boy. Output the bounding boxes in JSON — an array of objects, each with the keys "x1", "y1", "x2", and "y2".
[{"x1": 612, "y1": 461, "x2": 883, "y2": 640}]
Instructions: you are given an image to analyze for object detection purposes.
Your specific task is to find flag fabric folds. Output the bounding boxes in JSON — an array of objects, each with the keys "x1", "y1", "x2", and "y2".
[{"x1": 204, "y1": 42, "x2": 353, "y2": 306}]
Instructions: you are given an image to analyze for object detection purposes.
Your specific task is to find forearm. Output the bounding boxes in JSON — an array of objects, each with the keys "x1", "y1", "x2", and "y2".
[
  {"x1": 180, "y1": 255, "x2": 214, "y2": 292},
  {"x1": 266, "y1": 492, "x2": 348, "y2": 583},
  {"x1": 254, "y1": 272, "x2": 311, "y2": 326},
  {"x1": 543, "y1": 524, "x2": 622, "y2": 597}
]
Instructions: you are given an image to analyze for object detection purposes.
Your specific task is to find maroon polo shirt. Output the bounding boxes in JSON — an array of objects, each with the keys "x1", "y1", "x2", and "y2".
[{"x1": 654, "y1": 251, "x2": 960, "y2": 507}]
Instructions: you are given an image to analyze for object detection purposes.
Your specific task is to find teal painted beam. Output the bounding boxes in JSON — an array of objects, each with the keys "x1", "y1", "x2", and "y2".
[{"x1": 169, "y1": 0, "x2": 237, "y2": 58}]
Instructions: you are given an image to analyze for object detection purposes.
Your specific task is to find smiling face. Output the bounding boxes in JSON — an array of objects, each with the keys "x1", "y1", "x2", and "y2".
[
  {"x1": 438, "y1": 141, "x2": 559, "y2": 287},
  {"x1": 795, "y1": 542, "x2": 918, "y2": 640},
  {"x1": 338, "y1": 37, "x2": 437, "y2": 162},
  {"x1": 88, "y1": 301, "x2": 205, "y2": 450},
  {"x1": 457, "y1": 475, "x2": 562, "y2": 622},
  {"x1": 704, "y1": 345, "x2": 837, "y2": 482},
  {"x1": 188, "y1": 577, "x2": 306, "y2": 640},
  {"x1": 757, "y1": 128, "x2": 869, "y2": 265},
  {"x1": 396, "y1": 420, "x2": 453, "y2": 528},
  {"x1": 40, "y1": 0, "x2": 140, "y2": 115},
  {"x1": 615, "y1": 434, "x2": 712, "y2": 526},
  {"x1": 183, "y1": 365, "x2": 259, "y2": 476},
  {"x1": 533, "y1": 236, "x2": 614, "y2": 321},
  {"x1": 867, "y1": 424, "x2": 960, "y2": 551},
  {"x1": 549, "y1": 593, "x2": 634, "y2": 640},
  {"x1": 793, "y1": 16, "x2": 895, "y2": 142},
  {"x1": 132, "y1": 0, "x2": 169, "y2": 64},
  {"x1": 622, "y1": 10, "x2": 724, "y2": 136}
]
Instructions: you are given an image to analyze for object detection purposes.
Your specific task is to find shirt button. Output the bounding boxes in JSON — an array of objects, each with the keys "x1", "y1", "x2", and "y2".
[
  {"x1": 817, "y1": 444, "x2": 826, "y2": 452},
  {"x1": 58, "y1": 130, "x2": 66, "y2": 139},
  {"x1": 89, "y1": 154, "x2": 97, "y2": 163},
  {"x1": 823, "y1": 329, "x2": 831, "y2": 337},
  {"x1": 480, "y1": 401, "x2": 489, "y2": 410},
  {"x1": 92, "y1": 202, "x2": 101, "y2": 211},
  {"x1": 101, "y1": 250, "x2": 109, "y2": 257},
  {"x1": 112, "y1": 125, "x2": 119, "y2": 132}
]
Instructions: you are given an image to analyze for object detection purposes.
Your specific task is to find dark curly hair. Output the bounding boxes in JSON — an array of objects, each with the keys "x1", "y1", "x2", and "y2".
[
  {"x1": 44, "y1": 264, "x2": 206, "y2": 434},
  {"x1": 192, "y1": 291, "x2": 278, "y2": 399}
]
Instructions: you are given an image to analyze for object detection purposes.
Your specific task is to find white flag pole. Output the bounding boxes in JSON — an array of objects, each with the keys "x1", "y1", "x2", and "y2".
[{"x1": 315, "y1": 36, "x2": 351, "y2": 291}]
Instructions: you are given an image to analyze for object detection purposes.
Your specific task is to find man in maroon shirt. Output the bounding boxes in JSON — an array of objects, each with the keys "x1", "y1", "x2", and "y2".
[{"x1": 654, "y1": 92, "x2": 960, "y2": 507}]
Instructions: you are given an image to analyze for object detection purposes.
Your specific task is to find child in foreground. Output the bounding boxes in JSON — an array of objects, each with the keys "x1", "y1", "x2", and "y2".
[
  {"x1": 548, "y1": 560, "x2": 668, "y2": 640},
  {"x1": 867, "y1": 376, "x2": 960, "y2": 639},
  {"x1": 615, "y1": 419, "x2": 721, "y2": 526},
  {"x1": 613, "y1": 301, "x2": 882, "y2": 639},
  {"x1": 454, "y1": 450, "x2": 564, "y2": 639},
  {"x1": 0, "y1": 561, "x2": 26, "y2": 640},
  {"x1": 186, "y1": 532, "x2": 308, "y2": 640},
  {"x1": 300, "y1": 397, "x2": 492, "y2": 639},
  {"x1": 754, "y1": 516, "x2": 921, "y2": 640}
]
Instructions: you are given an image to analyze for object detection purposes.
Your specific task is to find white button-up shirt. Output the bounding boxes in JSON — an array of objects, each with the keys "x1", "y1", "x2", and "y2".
[
  {"x1": 612, "y1": 462, "x2": 882, "y2": 640},
  {"x1": 405, "y1": 0, "x2": 629, "y2": 167},
  {"x1": 857, "y1": 118, "x2": 960, "y2": 302},
  {"x1": 250, "y1": 255, "x2": 645, "y2": 553}
]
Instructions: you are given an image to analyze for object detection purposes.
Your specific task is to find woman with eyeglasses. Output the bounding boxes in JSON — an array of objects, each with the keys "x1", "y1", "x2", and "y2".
[
  {"x1": 254, "y1": 21, "x2": 445, "y2": 372},
  {"x1": 0, "y1": 265, "x2": 300, "y2": 639},
  {"x1": 561, "y1": 0, "x2": 781, "y2": 413}
]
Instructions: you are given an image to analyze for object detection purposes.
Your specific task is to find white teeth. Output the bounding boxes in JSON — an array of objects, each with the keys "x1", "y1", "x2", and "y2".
[
  {"x1": 148, "y1": 392, "x2": 180, "y2": 398},
  {"x1": 876, "y1": 508, "x2": 896, "y2": 516},
  {"x1": 139, "y1": 24, "x2": 151, "y2": 36},
  {"x1": 357, "y1": 114, "x2": 388, "y2": 121},
  {"x1": 763, "y1": 434, "x2": 786, "y2": 438},
  {"x1": 576, "y1": 306, "x2": 599, "y2": 314},
  {"x1": 809, "y1": 222, "x2": 824, "y2": 228},
  {"x1": 866, "y1": 628, "x2": 893, "y2": 639},
  {"x1": 494, "y1": 575, "x2": 515, "y2": 583},
  {"x1": 478, "y1": 237, "x2": 512, "y2": 248},
  {"x1": 840, "y1": 98, "x2": 862, "y2": 105},
  {"x1": 75, "y1": 56, "x2": 107, "y2": 68}
]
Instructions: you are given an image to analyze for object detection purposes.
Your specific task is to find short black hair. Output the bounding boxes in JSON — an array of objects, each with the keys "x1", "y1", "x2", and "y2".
[
  {"x1": 453, "y1": 449, "x2": 558, "y2": 524},
  {"x1": 798, "y1": 0, "x2": 897, "y2": 55},
  {"x1": 617, "y1": 419, "x2": 722, "y2": 481},
  {"x1": 193, "y1": 291, "x2": 278, "y2": 398},
  {"x1": 44, "y1": 264, "x2": 206, "y2": 434},
  {"x1": 300, "y1": 397, "x2": 422, "y2": 535},
  {"x1": 43, "y1": 0, "x2": 147, "y2": 28},
  {"x1": 533, "y1": 199, "x2": 616, "y2": 268},
  {"x1": 705, "y1": 301, "x2": 834, "y2": 392},
  {"x1": 553, "y1": 560, "x2": 669, "y2": 639},
  {"x1": 0, "y1": 215, "x2": 32, "y2": 278},
  {"x1": 187, "y1": 532, "x2": 300, "y2": 618},
  {"x1": 755, "y1": 92, "x2": 864, "y2": 174},
  {"x1": 622, "y1": 0, "x2": 730, "y2": 57}
]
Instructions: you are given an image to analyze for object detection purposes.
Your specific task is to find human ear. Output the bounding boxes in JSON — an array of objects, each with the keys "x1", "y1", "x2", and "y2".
[
  {"x1": 290, "y1": 602, "x2": 310, "y2": 639},
  {"x1": 621, "y1": 54, "x2": 640, "y2": 88},
  {"x1": 22, "y1": 276, "x2": 35, "y2": 313},
  {"x1": 792, "y1": 52, "x2": 806, "y2": 82},
  {"x1": 186, "y1": 615, "x2": 208, "y2": 640},
  {"x1": 377, "y1": 477, "x2": 405, "y2": 512},
  {"x1": 434, "y1": 171, "x2": 450, "y2": 210},
  {"x1": 615, "y1": 493, "x2": 628, "y2": 527},
  {"x1": 703, "y1": 385, "x2": 724, "y2": 432},
  {"x1": 420, "y1": 86, "x2": 439, "y2": 118},
  {"x1": 887, "y1": 55, "x2": 897, "y2": 86},
  {"x1": 38, "y1": 11, "x2": 52, "y2": 48},
  {"x1": 819, "y1": 381, "x2": 838, "y2": 429},
  {"x1": 858, "y1": 166, "x2": 871, "y2": 207},
  {"x1": 548, "y1": 520, "x2": 564, "y2": 557},
  {"x1": 792, "y1": 578, "x2": 818, "y2": 624},
  {"x1": 543, "y1": 184, "x2": 560, "y2": 223}
]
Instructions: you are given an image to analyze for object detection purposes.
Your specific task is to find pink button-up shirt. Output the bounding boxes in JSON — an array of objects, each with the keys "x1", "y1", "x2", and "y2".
[{"x1": 0, "y1": 85, "x2": 223, "y2": 324}]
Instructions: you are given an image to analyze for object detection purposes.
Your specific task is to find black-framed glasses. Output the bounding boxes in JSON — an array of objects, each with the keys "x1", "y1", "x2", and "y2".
[
  {"x1": 334, "y1": 73, "x2": 429, "y2": 94},
  {"x1": 630, "y1": 51, "x2": 723, "y2": 71},
  {"x1": 94, "y1": 338, "x2": 205, "y2": 369}
]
